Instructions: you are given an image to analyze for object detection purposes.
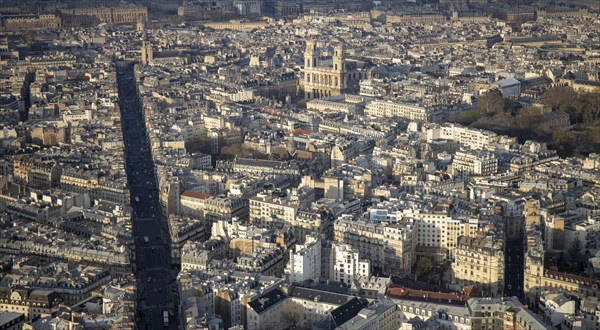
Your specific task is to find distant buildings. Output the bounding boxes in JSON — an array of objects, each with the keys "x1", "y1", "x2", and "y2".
[{"x1": 1, "y1": 3, "x2": 600, "y2": 329}]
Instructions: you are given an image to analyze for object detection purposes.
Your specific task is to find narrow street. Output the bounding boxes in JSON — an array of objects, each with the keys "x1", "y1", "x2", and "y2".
[{"x1": 505, "y1": 238, "x2": 524, "y2": 300}]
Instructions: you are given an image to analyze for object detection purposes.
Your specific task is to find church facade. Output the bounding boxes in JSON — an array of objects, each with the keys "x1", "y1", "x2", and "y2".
[{"x1": 300, "y1": 41, "x2": 370, "y2": 99}]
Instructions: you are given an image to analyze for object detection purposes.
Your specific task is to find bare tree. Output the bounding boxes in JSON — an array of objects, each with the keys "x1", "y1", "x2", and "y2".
[{"x1": 477, "y1": 89, "x2": 505, "y2": 115}]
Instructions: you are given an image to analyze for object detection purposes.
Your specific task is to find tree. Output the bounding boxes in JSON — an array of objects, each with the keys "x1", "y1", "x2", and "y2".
[
  {"x1": 514, "y1": 106, "x2": 541, "y2": 130},
  {"x1": 581, "y1": 92, "x2": 600, "y2": 124},
  {"x1": 417, "y1": 257, "x2": 432, "y2": 274},
  {"x1": 552, "y1": 128, "x2": 575, "y2": 154},
  {"x1": 477, "y1": 89, "x2": 505, "y2": 115},
  {"x1": 185, "y1": 135, "x2": 213, "y2": 154},
  {"x1": 219, "y1": 144, "x2": 269, "y2": 160},
  {"x1": 542, "y1": 86, "x2": 582, "y2": 122},
  {"x1": 543, "y1": 86, "x2": 578, "y2": 110}
]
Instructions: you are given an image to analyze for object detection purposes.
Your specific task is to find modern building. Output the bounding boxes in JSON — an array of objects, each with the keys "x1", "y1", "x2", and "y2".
[
  {"x1": 285, "y1": 235, "x2": 322, "y2": 284},
  {"x1": 494, "y1": 77, "x2": 521, "y2": 98},
  {"x1": 332, "y1": 243, "x2": 371, "y2": 285}
]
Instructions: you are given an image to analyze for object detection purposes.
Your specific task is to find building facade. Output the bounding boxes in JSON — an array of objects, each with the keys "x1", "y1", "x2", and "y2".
[
  {"x1": 451, "y1": 235, "x2": 505, "y2": 296},
  {"x1": 301, "y1": 41, "x2": 366, "y2": 99}
]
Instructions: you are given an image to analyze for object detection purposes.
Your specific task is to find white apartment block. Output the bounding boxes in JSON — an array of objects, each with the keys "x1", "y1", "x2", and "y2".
[
  {"x1": 365, "y1": 99, "x2": 436, "y2": 122},
  {"x1": 332, "y1": 243, "x2": 371, "y2": 284},
  {"x1": 427, "y1": 123, "x2": 514, "y2": 151},
  {"x1": 285, "y1": 235, "x2": 322, "y2": 284}
]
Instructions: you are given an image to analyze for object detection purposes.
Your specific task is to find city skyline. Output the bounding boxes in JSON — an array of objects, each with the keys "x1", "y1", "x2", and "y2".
[{"x1": 0, "y1": 0, "x2": 599, "y2": 329}]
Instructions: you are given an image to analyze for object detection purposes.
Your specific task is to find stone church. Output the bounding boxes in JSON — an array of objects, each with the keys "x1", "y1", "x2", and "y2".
[{"x1": 300, "y1": 40, "x2": 372, "y2": 99}]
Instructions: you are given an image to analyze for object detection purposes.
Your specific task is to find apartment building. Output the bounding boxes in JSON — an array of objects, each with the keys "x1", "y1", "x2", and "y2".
[
  {"x1": 337, "y1": 300, "x2": 400, "y2": 330},
  {"x1": 293, "y1": 208, "x2": 335, "y2": 243},
  {"x1": 246, "y1": 287, "x2": 287, "y2": 330},
  {"x1": 524, "y1": 233, "x2": 545, "y2": 305},
  {"x1": 525, "y1": 231, "x2": 600, "y2": 303},
  {"x1": 168, "y1": 215, "x2": 206, "y2": 261},
  {"x1": 335, "y1": 207, "x2": 481, "y2": 276},
  {"x1": 403, "y1": 209, "x2": 480, "y2": 261},
  {"x1": 563, "y1": 216, "x2": 600, "y2": 253},
  {"x1": 27, "y1": 162, "x2": 62, "y2": 190},
  {"x1": 334, "y1": 217, "x2": 386, "y2": 274},
  {"x1": 97, "y1": 178, "x2": 129, "y2": 205},
  {"x1": 302, "y1": 164, "x2": 373, "y2": 201},
  {"x1": 236, "y1": 248, "x2": 285, "y2": 277},
  {"x1": 60, "y1": 6, "x2": 148, "y2": 27},
  {"x1": 180, "y1": 239, "x2": 228, "y2": 271},
  {"x1": 427, "y1": 123, "x2": 514, "y2": 151},
  {"x1": 452, "y1": 235, "x2": 505, "y2": 296},
  {"x1": 450, "y1": 149, "x2": 498, "y2": 179},
  {"x1": 0, "y1": 311, "x2": 24, "y2": 329},
  {"x1": 468, "y1": 297, "x2": 549, "y2": 330},
  {"x1": 249, "y1": 192, "x2": 299, "y2": 228},
  {"x1": 287, "y1": 287, "x2": 364, "y2": 329},
  {"x1": 365, "y1": 99, "x2": 437, "y2": 122},
  {"x1": 59, "y1": 168, "x2": 99, "y2": 196},
  {"x1": 383, "y1": 221, "x2": 416, "y2": 275},
  {"x1": 332, "y1": 243, "x2": 371, "y2": 285},
  {"x1": 3, "y1": 14, "x2": 61, "y2": 30},
  {"x1": 285, "y1": 235, "x2": 322, "y2": 284},
  {"x1": 180, "y1": 190, "x2": 248, "y2": 228},
  {"x1": 0, "y1": 288, "x2": 63, "y2": 322}
]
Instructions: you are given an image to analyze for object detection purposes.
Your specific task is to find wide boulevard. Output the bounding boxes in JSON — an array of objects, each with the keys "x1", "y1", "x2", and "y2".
[{"x1": 116, "y1": 62, "x2": 179, "y2": 329}]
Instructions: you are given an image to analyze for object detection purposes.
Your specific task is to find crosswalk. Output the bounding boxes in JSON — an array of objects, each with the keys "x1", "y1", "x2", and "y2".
[
  {"x1": 144, "y1": 266, "x2": 168, "y2": 272},
  {"x1": 144, "y1": 303, "x2": 173, "y2": 310}
]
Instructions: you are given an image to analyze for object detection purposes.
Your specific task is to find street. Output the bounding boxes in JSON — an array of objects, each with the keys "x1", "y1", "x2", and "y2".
[
  {"x1": 504, "y1": 238, "x2": 524, "y2": 300},
  {"x1": 116, "y1": 62, "x2": 179, "y2": 330}
]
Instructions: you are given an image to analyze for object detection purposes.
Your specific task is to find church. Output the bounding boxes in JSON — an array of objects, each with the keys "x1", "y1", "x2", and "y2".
[{"x1": 300, "y1": 40, "x2": 372, "y2": 99}]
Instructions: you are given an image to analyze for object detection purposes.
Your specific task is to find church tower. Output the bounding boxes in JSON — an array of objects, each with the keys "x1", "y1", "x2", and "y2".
[
  {"x1": 333, "y1": 43, "x2": 344, "y2": 72},
  {"x1": 140, "y1": 25, "x2": 153, "y2": 65},
  {"x1": 333, "y1": 44, "x2": 346, "y2": 92},
  {"x1": 305, "y1": 40, "x2": 317, "y2": 68}
]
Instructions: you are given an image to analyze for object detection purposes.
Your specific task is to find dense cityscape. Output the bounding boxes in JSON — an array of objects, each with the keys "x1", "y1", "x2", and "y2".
[{"x1": 0, "y1": 0, "x2": 599, "y2": 329}]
